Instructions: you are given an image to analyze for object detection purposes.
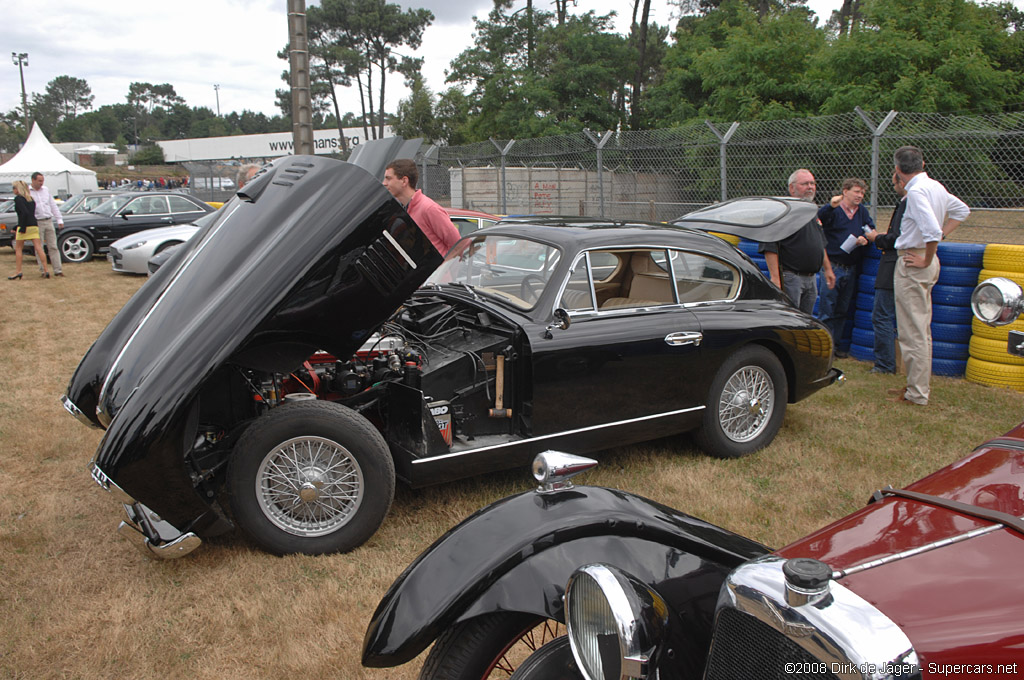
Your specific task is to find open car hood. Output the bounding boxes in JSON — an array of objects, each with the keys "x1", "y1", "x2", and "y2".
[
  {"x1": 64, "y1": 155, "x2": 442, "y2": 434},
  {"x1": 672, "y1": 196, "x2": 818, "y2": 242}
]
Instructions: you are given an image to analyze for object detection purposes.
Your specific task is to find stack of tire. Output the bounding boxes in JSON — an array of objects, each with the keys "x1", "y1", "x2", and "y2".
[
  {"x1": 737, "y1": 238, "x2": 770, "y2": 278},
  {"x1": 850, "y1": 242, "x2": 983, "y2": 376},
  {"x1": 966, "y1": 244, "x2": 1024, "y2": 391}
]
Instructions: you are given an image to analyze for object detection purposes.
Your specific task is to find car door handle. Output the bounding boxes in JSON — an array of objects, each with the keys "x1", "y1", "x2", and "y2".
[
  {"x1": 665, "y1": 332, "x2": 702, "y2": 347},
  {"x1": 161, "y1": 217, "x2": 174, "y2": 223}
]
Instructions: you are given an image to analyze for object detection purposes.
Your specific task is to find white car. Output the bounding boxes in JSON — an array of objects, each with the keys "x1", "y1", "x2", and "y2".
[{"x1": 108, "y1": 223, "x2": 200, "y2": 274}]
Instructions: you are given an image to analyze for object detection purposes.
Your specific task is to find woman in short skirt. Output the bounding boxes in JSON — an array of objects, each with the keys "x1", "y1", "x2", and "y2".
[{"x1": 9, "y1": 179, "x2": 51, "y2": 280}]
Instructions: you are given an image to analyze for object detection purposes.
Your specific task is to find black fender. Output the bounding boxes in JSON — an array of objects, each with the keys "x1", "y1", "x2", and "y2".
[{"x1": 362, "y1": 485, "x2": 769, "y2": 670}]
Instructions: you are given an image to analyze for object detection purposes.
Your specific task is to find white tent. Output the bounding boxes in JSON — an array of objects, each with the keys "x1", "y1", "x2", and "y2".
[{"x1": 0, "y1": 123, "x2": 99, "y2": 196}]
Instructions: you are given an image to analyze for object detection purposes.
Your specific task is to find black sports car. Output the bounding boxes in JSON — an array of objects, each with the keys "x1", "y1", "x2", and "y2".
[
  {"x1": 53, "y1": 191, "x2": 215, "y2": 262},
  {"x1": 63, "y1": 155, "x2": 841, "y2": 559}
]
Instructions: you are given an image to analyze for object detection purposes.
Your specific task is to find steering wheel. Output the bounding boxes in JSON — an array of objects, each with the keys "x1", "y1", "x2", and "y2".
[{"x1": 520, "y1": 274, "x2": 547, "y2": 303}]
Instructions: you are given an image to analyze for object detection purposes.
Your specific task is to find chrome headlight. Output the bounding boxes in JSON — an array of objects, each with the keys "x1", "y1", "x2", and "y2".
[
  {"x1": 122, "y1": 240, "x2": 147, "y2": 250},
  {"x1": 972, "y1": 277, "x2": 1024, "y2": 326},
  {"x1": 565, "y1": 564, "x2": 669, "y2": 680}
]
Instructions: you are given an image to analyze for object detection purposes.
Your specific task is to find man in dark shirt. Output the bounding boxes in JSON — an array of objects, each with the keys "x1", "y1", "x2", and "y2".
[
  {"x1": 816, "y1": 177, "x2": 873, "y2": 349},
  {"x1": 760, "y1": 168, "x2": 835, "y2": 314},
  {"x1": 863, "y1": 171, "x2": 906, "y2": 374}
]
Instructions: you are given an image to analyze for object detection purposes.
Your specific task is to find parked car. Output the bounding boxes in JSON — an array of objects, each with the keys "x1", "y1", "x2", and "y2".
[
  {"x1": 446, "y1": 207, "x2": 500, "y2": 237},
  {"x1": 62, "y1": 156, "x2": 841, "y2": 560},
  {"x1": 0, "y1": 198, "x2": 14, "y2": 248},
  {"x1": 107, "y1": 207, "x2": 220, "y2": 274},
  {"x1": 145, "y1": 242, "x2": 181, "y2": 274},
  {"x1": 56, "y1": 190, "x2": 122, "y2": 216},
  {"x1": 51, "y1": 191, "x2": 215, "y2": 263},
  {"x1": 362, "y1": 276, "x2": 1024, "y2": 680}
]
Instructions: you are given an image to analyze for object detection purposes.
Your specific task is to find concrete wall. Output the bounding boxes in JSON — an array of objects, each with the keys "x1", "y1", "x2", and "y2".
[{"x1": 450, "y1": 166, "x2": 683, "y2": 220}]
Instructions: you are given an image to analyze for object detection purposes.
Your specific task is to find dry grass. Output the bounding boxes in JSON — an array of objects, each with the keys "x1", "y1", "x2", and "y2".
[{"x1": 2, "y1": 224, "x2": 1024, "y2": 679}]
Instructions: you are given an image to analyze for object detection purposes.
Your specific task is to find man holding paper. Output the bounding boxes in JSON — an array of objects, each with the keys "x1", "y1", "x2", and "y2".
[{"x1": 816, "y1": 177, "x2": 873, "y2": 352}]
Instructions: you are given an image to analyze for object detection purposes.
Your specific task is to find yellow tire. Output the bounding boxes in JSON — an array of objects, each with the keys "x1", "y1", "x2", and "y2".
[
  {"x1": 965, "y1": 357, "x2": 1024, "y2": 391},
  {"x1": 972, "y1": 316, "x2": 1024, "y2": 341},
  {"x1": 711, "y1": 232, "x2": 740, "y2": 246},
  {"x1": 983, "y1": 244, "x2": 1024, "y2": 272},
  {"x1": 979, "y1": 269, "x2": 1024, "y2": 288},
  {"x1": 969, "y1": 335, "x2": 1024, "y2": 366}
]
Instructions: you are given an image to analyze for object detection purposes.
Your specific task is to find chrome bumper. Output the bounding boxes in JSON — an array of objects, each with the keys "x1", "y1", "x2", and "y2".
[{"x1": 88, "y1": 461, "x2": 202, "y2": 559}]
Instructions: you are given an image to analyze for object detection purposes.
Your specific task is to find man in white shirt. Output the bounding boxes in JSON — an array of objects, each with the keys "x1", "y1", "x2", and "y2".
[
  {"x1": 30, "y1": 172, "x2": 65, "y2": 277},
  {"x1": 890, "y1": 146, "x2": 970, "y2": 406}
]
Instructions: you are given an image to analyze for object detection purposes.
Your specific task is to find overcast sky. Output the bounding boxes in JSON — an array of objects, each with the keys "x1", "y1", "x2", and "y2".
[{"x1": 2, "y1": 0, "x2": 985, "y2": 132}]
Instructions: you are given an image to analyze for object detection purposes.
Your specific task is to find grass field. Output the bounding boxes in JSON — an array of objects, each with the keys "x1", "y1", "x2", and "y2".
[{"x1": 2, "y1": 222, "x2": 1024, "y2": 679}]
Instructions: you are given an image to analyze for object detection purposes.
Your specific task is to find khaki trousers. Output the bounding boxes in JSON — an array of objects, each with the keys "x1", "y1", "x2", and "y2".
[
  {"x1": 36, "y1": 218, "x2": 61, "y2": 275},
  {"x1": 894, "y1": 249, "x2": 939, "y2": 405}
]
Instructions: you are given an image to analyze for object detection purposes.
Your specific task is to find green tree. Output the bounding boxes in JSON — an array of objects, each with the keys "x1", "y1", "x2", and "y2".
[
  {"x1": 44, "y1": 76, "x2": 94, "y2": 119},
  {"x1": 393, "y1": 75, "x2": 442, "y2": 141},
  {"x1": 814, "y1": 0, "x2": 1022, "y2": 113},
  {"x1": 131, "y1": 144, "x2": 165, "y2": 164}
]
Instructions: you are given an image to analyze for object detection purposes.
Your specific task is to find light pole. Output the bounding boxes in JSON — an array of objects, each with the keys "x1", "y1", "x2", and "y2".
[
  {"x1": 214, "y1": 84, "x2": 221, "y2": 117},
  {"x1": 11, "y1": 52, "x2": 29, "y2": 135}
]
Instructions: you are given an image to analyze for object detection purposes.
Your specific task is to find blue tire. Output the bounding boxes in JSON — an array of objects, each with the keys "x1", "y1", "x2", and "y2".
[
  {"x1": 931, "y1": 284, "x2": 974, "y2": 307},
  {"x1": 933, "y1": 358, "x2": 968, "y2": 377},
  {"x1": 933, "y1": 341, "x2": 969, "y2": 361},
  {"x1": 861, "y1": 257, "x2": 880, "y2": 275},
  {"x1": 931, "y1": 303, "x2": 973, "y2": 325},
  {"x1": 931, "y1": 321, "x2": 971, "y2": 344},
  {"x1": 937, "y1": 242, "x2": 985, "y2": 268},
  {"x1": 854, "y1": 309, "x2": 872, "y2": 330},
  {"x1": 849, "y1": 342, "x2": 874, "y2": 362},
  {"x1": 937, "y1": 265, "x2": 982, "y2": 287},
  {"x1": 856, "y1": 292, "x2": 874, "y2": 311},
  {"x1": 858, "y1": 274, "x2": 876, "y2": 291}
]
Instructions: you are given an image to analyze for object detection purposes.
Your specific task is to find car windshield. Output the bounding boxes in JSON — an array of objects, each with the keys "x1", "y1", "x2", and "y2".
[
  {"x1": 676, "y1": 197, "x2": 788, "y2": 227},
  {"x1": 91, "y1": 195, "x2": 134, "y2": 216},
  {"x1": 427, "y1": 234, "x2": 562, "y2": 310},
  {"x1": 0, "y1": 199, "x2": 12, "y2": 212}
]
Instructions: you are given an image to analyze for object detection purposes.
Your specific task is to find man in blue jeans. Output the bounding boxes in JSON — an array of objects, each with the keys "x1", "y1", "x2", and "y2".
[
  {"x1": 817, "y1": 178, "x2": 873, "y2": 354},
  {"x1": 863, "y1": 172, "x2": 906, "y2": 374}
]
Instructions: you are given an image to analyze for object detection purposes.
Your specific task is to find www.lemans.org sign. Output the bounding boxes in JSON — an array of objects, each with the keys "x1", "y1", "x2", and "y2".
[{"x1": 157, "y1": 127, "x2": 394, "y2": 162}]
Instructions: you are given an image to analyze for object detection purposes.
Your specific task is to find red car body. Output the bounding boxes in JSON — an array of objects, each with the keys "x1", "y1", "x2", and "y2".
[{"x1": 775, "y1": 422, "x2": 1024, "y2": 677}]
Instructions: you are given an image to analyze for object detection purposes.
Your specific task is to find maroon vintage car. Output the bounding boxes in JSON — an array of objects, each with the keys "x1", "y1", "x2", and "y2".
[{"x1": 363, "y1": 276, "x2": 1024, "y2": 680}]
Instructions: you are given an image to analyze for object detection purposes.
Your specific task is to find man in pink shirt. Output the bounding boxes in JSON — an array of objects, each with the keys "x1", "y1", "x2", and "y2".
[{"x1": 382, "y1": 159, "x2": 460, "y2": 255}]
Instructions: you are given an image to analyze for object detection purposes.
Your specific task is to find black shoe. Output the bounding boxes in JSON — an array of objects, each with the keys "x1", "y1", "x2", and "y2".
[
  {"x1": 834, "y1": 350, "x2": 849, "y2": 359},
  {"x1": 7, "y1": 273, "x2": 23, "y2": 280}
]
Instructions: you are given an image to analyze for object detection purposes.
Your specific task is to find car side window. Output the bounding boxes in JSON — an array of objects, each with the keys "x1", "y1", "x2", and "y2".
[
  {"x1": 672, "y1": 251, "x2": 739, "y2": 303},
  {"x1": 451, "y1": 217, "x2": 478, "y2": 237},
  {"x1": 168, "y1": 196, "x2": 202, "y2": 214},
  {"x1": 127, "y1": 197, "x2": 168, "y2": 215},
  {"x1": 558, "y1": 257, "x2": 595, "y2": 311}
]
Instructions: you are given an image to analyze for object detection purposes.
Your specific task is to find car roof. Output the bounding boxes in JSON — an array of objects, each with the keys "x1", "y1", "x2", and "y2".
[
  {"x1": 445, "y1": 207, "x2": 499, "y2": 220},
  {"x1": 671, "y1": 196, "x2": 818, "y2": 241}
]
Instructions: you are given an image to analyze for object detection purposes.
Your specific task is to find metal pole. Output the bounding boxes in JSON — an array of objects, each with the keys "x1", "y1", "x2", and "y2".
[
  {"x1": 491, "y1": 138, "x2": 516, "y2": 214},
  {"x1": 705, "y1": 121, "x2": 739, "y2": 203},
  {"x1": 584, "y1": 129, "x2": 614, "y2": 218},
  {"x1": 288, "y1": 0, "x2": 314, "y2": 155},
  {"x1": 11, "y1": 52, "x2": 29, "y2": 136},
  {"x1": 214, "y1": 84, "x2": 221, "y2": 117},
  {"x1": 855, "y1": 107, "x2": 898, "y2": 220}
]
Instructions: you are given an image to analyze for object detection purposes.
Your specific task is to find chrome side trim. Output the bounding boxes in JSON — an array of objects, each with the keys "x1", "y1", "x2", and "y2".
[
  {"x1": 835, "y1": 523, "x2": 1000, "y2": 579},
  {"x1": 412, "y1": 405, "x2": 703, "y2": 465},
  {"x1": 717, "y1": 556, "x2": 920, "y2": 679},
  {"x1": 88, "y1": 461, "x2": 135, "y2": 505},
  {"x1": 62, "y1": 395, "x2": 102, "y2": 429}
]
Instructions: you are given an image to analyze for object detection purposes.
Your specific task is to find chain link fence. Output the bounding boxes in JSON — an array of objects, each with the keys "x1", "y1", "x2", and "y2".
[{"x1": 420, "y1": 109, "x2": 1024, "y2": 225}]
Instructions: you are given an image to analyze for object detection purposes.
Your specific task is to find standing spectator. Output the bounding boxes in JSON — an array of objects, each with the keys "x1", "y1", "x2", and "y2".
[
  {"x1": 816, "y1": 177, "x2": 873, "y2": 353},
  {"x1": 862, "y1": 171, "x2": 907, "y2": 374},
  {"x1": 890, "y1": 146, "x2": 970, "y2": 406},
  {"x1": 8, "y1": 180, "x2": 51, "y2": 280},
  {"x1": 29, "y1": 172, "x2": 64, "y2": 277},
  {"x1": 236, "y1": 163, "x2": 262, "y2": 189},
  {"x1": 759, "y1": 168, "x2": 835, "y2": 314},
  {"x1": 382, "y1": 159, "x2": 460, "y2": 255}
]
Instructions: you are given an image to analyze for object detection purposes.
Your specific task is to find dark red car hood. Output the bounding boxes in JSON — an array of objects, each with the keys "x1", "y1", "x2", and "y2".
[{"x1": 777, "y1": 422, "x2": 1024, "y2": 672}]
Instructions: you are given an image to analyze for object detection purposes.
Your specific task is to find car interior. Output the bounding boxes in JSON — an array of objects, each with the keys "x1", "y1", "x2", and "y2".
[{"x1": 559, "y1": 249, "x2": 738, "y2": 311}]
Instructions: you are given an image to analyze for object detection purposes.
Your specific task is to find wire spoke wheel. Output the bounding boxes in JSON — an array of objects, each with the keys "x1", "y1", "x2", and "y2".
[
  {"x1": 487, "y1": 620, "x2": 566, "y2": 678},
  {"x1": 256, "y1": 435, "x2": 363, "y2": 537},
  {"x1": 718, "y1": 365, "x2": 774, "y2": 443}
]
